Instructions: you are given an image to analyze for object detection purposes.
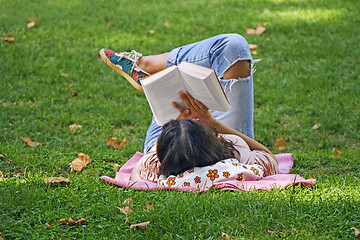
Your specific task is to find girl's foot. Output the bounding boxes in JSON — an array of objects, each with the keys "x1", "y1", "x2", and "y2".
[{"x1": 99, "y1": 48, "x2": 150, "y2": 92}]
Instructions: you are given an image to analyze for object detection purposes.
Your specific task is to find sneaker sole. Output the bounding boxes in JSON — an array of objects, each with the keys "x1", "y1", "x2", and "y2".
[{"x1": 99, "y1": 49, "x2": 144, "y2": 93}]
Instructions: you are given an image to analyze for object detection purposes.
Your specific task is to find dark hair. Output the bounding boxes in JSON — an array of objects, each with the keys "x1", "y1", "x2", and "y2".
[{"x1": 156, "y1": 119, "x2": 237, "y2": 177}]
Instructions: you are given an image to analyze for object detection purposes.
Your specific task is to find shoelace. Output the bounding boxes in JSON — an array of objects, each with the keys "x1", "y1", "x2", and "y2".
[{"x1": 115, "y1": 50, "x2": 142, "y2": 73}]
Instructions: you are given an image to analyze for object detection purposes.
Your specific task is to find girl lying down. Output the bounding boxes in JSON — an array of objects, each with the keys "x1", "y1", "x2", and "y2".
[{"x1": 130, "y1": 92, "x2": 279, "y2": 182}]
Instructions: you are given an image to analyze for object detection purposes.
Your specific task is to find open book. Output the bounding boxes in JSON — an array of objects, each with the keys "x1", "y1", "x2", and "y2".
[{"x1": 140, "y1": 62, "x2": 230, "y2": 126}]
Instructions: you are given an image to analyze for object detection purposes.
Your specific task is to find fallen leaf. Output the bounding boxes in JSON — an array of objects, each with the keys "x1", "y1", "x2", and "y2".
[
  {"x1": 0, "y1": 171, "x2": 5, "y2": 181},
  {"x1": 245, "y1": 24, "x2": 266, "y2": 35},
  {"x1": 351, "y1": 227, "x2": 360, "y2": 240},
  {"x1": 76, "y1": 218, "x2": 89, "y2": 224},
  {"x1": 221, "y1": 232, "x2": 231, "y2": 240},
  {"x1": 334, "y1": 148, "x2": 342, "y2": 157},
  {"x1": 255, "y1": 24, "x2": 266, "y2": 35},
  {"x1": 130, "y1": 221, "x2": 150, "y2": 230},
  {"x1": 123, "y1": 198, "x2": 133, "y2": 206},
  {"x1": 249, "y1": 43, "x2": 258, "y2": 51},
  {"x1": 44, "y1": 177, "x2": 70, "y2": 184},
  {"x1": 125, "y1": 217, "x2": 130, "y2": 225},
  {"x1": 164, "y1": 21, "x2": 170, "y2": 28},
  {"x1": 0, "y1": 154, "x2": 4, "y2": 158},
  {"x1": 112, "y1": 163, "x2": 121, "y2": 168},
  {"x1": 275, "y1": 138, "x2": 286, "y2": 150},
  {"x1": 21, "y1": 137, "x2": 44, "y2": 147},
  {"x1": 45, "y1": 222, "x2": 53, "y2": 227},
  {"x1": 58, "y1": 219, "x2": 68, "y2": 225},
  {"x1": 14, "y1": 169, "x2": 24, "y2": 174},
  {"x1": 69, "y1": 82, "x2": 78, "y2": 96},
  {"x1": 58, "y1": 217, "x2": 88, "y2": 225},
  {"x1": 312, "y1": 123, "x2": 321, "y2": 129},
  {"x1": 27, "y1": 21, "x2": 35, "y2": 28},
  {"x1": 266, "y1": 37, "x2": 270, "y2": 41},
  {"x1": 117, "y1": 206, "x2": 133, "y2": 215},
  {"x1": 107, "y1": 23, "x2": 115, "y2": 28},
  {"x1": 1, "y1": 36, "x2": 15, "y2": 41},
  {"x1": 60, "y1": 73, "x2": 68, "y2": 78},
  {"x1": 148, "y1": 30, "x2": 155, "y2": 34},
  {"x1": 146, "y1": 201, "x2": 157, "y2": 211},
  {"x1": 69, "y1": 153, "x2": 91, "y2": 172},
  {"x1": 249, "y1": 43, "x2": 258, "y2": 54},
  {"x1": 68, "y1": 124, "x2": 82, "y2": 132},
  {"x1": 106, "y1": 137, "x2": 127, "y2": 149},
  {"x1": 245, "y1": 28, "x2": 256, "y2": 35}
]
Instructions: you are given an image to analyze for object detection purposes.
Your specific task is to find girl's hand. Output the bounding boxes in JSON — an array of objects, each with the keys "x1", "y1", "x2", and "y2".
[{"x1": 172, "y1": 92, "x2": 215, "y2": 126}]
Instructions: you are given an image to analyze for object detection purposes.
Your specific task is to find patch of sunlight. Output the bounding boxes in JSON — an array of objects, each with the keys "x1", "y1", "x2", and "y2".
[{"x1": 262, "y1": 8, "x2": 345, "y2": 23}]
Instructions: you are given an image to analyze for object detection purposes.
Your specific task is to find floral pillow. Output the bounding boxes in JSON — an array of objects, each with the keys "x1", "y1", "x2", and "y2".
[{"x1": 157, "y1": 158, "x2": 264, "y2": 188}]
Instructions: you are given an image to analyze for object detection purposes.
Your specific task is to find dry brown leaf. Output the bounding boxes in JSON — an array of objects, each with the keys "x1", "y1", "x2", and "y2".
[
  {"x1": 334, "y1": 148, "x2": 343, "y2": 157},
  {"x1": 60, "y1": 73, "x2": 68, "y2": 78},
  {"x1": 21, "y1": 137, "x2": 44, "y2": 147},
  {"x1": 130, "y1": 221, "x2": 151, "y2": 230},
  {"x1": 146, "y1": 201, "x2": 157, "y2": 211},
  {"x1": 106, "y1": 137, "x2": 127, "y2": 149},
  {"x1": 312, "y1": 123, "x2": 321, "y2": 129},
  {"x1": 0, "y1": 154, "x2": 4, "y2": 158},
  {"x1": 266, "y1": 37, "x2": 270, "y2": 41},
  {"x1": 58, "y1": 219, "x2": 68, "y2": 225},
  {"x1": 221, "y1": 232, "x2": 231, "y2": 240},
  {"x1": 76, "y1": 218, "x2": 89, "y2": 224},
  {"x1": 164, "y1": 21, "x2": 170, "y2": 28},
  {"x1": 14, "y1": 169, "x2": 24, "y2": 174},
  {"x1": 0, "y1": 171, "x2": 5, "y2": 181},
  {"x1": 44, "y1": 177, "x2": 70, "y2": 184},
  {"x1": 255, "y1": 24, "x2": 266, "y2": 35},
  {"x1": 45, "y1": 222, "x2": 53, "y2": 227},
  {"x1": 1, "y1": 36, "x2": 15, "y2": 41},
  {"x1": 125, "y1": 217, "x2": 130, "y2": 225},
  {"x1": 112, "y1": 163, "x2": 121, "y2": 168},
  {"x1": 27, "y1": 21, "x2": 35, "y2": 28},
  {"x1": 275, "y1": 138, "x2": 286, "y2": 150},
  {"x1": 107, "y1": 23, "x2": 115, "y2": 28},
  {"x1": 117, "y1": 206, "x2": 133, "y2": 215},
  {"x1": 69, "y1": 82, "x2": 78, "y2": 96},
  {"x1": 245, "y1": 28, "x2": 256, "y2": 35},
  {"x1": 149, "y1": 30, "x2": 155, "y2": 34},
  {"x1": 58, "y1": 217, "x2": 88, "y2": 225},
  {"x1": 123, "y1": 198, "x2": 133, "y2": 206},
  {"x1": 249, "y1": 43, "x2": 258, "y2": 51},
  {"x1": 245, "y1": 24, "x2": 266, "y2": 35},
  {"x1": 351, "y1": 227, "x2": 360, "y2": 240},
  {"x1": 69, "y1": 153, "x2": 91, "y2": 172},
  {"x1": 68, "y1": 124, "x2": 82, "y2": 132}
]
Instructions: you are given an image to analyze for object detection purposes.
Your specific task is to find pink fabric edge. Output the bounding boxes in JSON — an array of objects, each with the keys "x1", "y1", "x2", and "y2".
[{"x1": 100, "y1": 152, "x2": 316, "y2": 192}]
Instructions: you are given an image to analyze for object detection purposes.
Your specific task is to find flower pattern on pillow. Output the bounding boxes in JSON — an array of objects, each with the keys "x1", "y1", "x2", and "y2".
[
  {"x1": 206, "y1": 169, "x2": 219, "y2": 181},
  {"x1": 166, "y1": 177, "x2": 176, "y2": 187},
  {"x1": 194, "y1": 176, "x2": 201, "y2": 184},
  {"x1": 157, "y1": 159, "x2": 264, "y2": 189},
  {"x1": 223, "y1": 171, "x2": 230, "y2": 178},
  {"x1": 237, "y1": 173, "x2": 243, "y2": 181},
  {"x1": 251, "y1": 167, "x2": 260, "y2": 176}
]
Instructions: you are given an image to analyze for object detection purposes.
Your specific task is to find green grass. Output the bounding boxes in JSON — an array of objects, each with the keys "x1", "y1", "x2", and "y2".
[{"x1": 1, "y1": 0, "x2": 359, "y2": 239}]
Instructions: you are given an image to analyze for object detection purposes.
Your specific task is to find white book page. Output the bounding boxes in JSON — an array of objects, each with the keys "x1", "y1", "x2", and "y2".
[
  {"x1": 141, "y1": 67, "x2": 187, "y2": 126},
  {"x1": 178, "y1": 62, "x2": 230, "y2": 112}
]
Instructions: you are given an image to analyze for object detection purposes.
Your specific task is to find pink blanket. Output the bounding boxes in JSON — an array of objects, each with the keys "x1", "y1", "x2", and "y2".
[{"x1": 100, "y1": 152, "x2": 316, "y2": 192}]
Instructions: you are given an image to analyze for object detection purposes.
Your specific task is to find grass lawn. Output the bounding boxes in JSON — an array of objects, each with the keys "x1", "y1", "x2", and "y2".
[{"x1": 1, "y1": 0, "x2": 359, "y2": 239}]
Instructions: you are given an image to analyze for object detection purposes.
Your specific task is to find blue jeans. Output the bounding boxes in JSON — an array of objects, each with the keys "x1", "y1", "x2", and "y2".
[{"x1": 144, "y1": 33, "x2": 256, "y2": 153}]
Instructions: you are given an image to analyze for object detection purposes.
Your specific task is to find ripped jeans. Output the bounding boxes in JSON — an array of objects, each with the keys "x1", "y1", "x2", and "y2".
[{"x1": 144, "y1": 33, "x2": 257, "y2": 153}]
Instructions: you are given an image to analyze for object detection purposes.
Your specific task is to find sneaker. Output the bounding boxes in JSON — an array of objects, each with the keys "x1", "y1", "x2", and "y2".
[{"x1": 99, "y1": 48, "x2": 150, "y2": 92}]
